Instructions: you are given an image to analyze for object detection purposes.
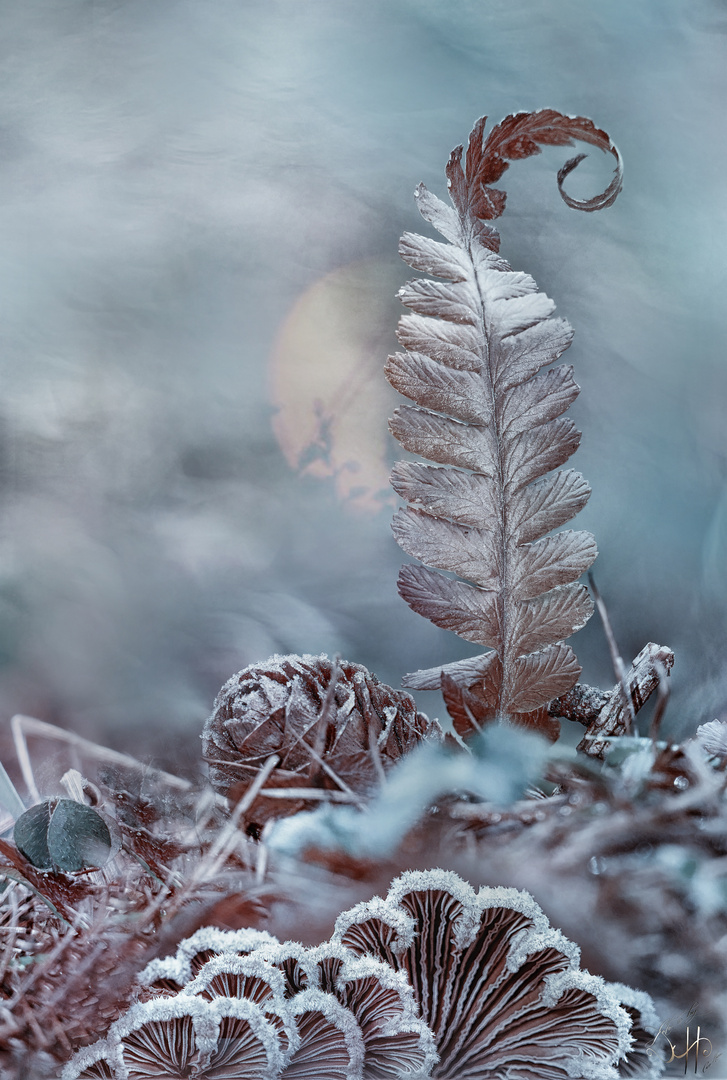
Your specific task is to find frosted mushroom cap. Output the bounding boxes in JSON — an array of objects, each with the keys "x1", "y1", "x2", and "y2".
[
  {"x1": 138, "y1": 925, "x2": 280, "y2": 992},
  {"x1": 69, "y1": 906, "x2": 438, "y2": 1080},
  {"x1": 608, "y1": 982, "x2": 666, "y2": 1079},
  {"x1": 62, "y1": 992, "x2": 292, "y2": 1080},
  {"x1": 334, "y1": 868, "x2": 636, "y2": 1080}
]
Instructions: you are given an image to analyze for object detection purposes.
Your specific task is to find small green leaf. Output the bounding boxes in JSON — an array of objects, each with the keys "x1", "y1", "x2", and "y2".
[
  {"x1": 47, "y1": 799, "x2": 112, "y2": 872},
  {"x1": 14, "y1": 799, "x2": 112, "y2": 872}
]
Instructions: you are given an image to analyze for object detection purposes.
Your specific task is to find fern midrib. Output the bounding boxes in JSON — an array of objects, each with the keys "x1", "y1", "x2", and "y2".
[{"x1": 465, "y1": 229, "x2": 512, "y2": 723}]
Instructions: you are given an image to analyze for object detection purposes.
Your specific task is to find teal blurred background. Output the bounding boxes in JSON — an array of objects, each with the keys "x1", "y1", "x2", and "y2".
[{"x1": 0, "y1": 0, "x2": 725, "y2": 759}]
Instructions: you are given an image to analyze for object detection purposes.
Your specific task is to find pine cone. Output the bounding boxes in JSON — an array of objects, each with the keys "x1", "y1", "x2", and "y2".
[{"x1": 202, "y1": 654, "x2": 440, "y2": 834}]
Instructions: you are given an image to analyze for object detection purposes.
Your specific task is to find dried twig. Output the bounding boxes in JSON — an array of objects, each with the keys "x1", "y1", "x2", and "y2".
[
  {"x1": 550, "y1": 643, "x2": 675, "y2": 759},
  {"x1": 285, "y1": 729, "x2": 368, "y2": 810},
  {"x1": 255, "y1": 787, "x2": 358, "y2": 802},
  {"x1": 578, "y1": 643, "x2": 675, "y2": 757},
  {"x1": 648, "y1": 659, "x2": 672, "y2": 743},
  {"x1": 588, "y1": 575, "x2": 637, "y2": 734}
]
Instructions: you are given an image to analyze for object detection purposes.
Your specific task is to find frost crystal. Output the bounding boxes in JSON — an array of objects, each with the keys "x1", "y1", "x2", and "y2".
[
  {"x1": 65, "y1": 911, "x2": 436, "y2": 1079},
  {"x1": 138, "y1": 926, "x2": 279, "y2": 992},
  {"x1": 608, "y1": 983, "x2": 666, "y2": 1078},
  {"x1": 696, "y1": 719, "x2": 727, "y2": 760}
]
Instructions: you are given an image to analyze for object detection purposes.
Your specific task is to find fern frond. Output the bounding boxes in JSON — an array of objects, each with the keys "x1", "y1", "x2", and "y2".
[{"x1": 388, "y1": 109, "x2": 623, "y2": 740}]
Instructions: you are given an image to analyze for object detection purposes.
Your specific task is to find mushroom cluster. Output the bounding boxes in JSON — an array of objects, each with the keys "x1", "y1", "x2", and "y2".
[
  {"x1": 62, "y1": 871, "x2": 662, "y2": 1080},
  {"x1": 62, "y1": 927, "x2": 436, "y2": 1080}
]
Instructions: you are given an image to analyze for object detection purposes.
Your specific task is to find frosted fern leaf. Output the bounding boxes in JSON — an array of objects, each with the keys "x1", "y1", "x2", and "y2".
[{"x1": 388, "y1": 110, "x2": 623, "y2": 739}]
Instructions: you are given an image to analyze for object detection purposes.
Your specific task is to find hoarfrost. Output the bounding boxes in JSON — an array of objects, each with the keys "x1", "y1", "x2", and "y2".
[
  {"x1": 138, "y1": 926, "x2": 279, "y2": 988},
  {"x1": 696, "y1": 718, "x2": 727, "y2": 759},
  {"x1": 287, "y1": 988, "x2": 366, "y2": 1080},
  {"x1": 205, "y1": 995, "x2": 293, "y2": 1076},
  {"x1": 332, "y1": 894, "x2": 415, "y2": 952}
]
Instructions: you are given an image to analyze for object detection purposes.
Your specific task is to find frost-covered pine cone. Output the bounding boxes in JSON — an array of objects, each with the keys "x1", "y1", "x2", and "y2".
[
  {"x1": 333, "y1": 870, "x2": 664, "y2": 1080},
  {"x1": 202, "y1": 654, "x2": 441, "y2": 834}
]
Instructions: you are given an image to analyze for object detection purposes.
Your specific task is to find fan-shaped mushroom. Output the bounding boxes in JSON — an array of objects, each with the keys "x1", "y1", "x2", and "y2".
[{"x1": 333, "y1": 869, "x2": 635, "y2": 1080}]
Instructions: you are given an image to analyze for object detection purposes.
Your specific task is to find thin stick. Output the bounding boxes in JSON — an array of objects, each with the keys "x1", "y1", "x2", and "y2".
[
  {"x1": 255, "y1": 836, "x2": 269, "y2": 886},
  {"x1": 267, "y1": 657, "x2": 371, "y2": 809},
  {"x1": 164, "y1": 754, "x2": 279, "y2": 909},
  {"x1": 588, "y1": 575, "x2": 637, "y2": 735},
  {"x1": 60, "y1": 768, "x2": 87, "y2": 803},
  {"x1": 0, "y1": 884, "x2": 20, "y2": 986},
  {"x1": 11, "y1": 716, "x2": 41, "y2": 803},
  {"x1": 359, "y1": 681, "x2": 387, "y2": 788},
  {"x1": 10, "y1": 716, "x2": 229, "y2": 842},
  {"x1": 119, "y1": 758, "x2": 277, "y2": 936},
  {"x1": 207, "y1": 755, "x2": 278, "y2": 857},
  {"x1": 312, "y1": 746, "x2": 364, "y2": 801},
  {"x1": 0, "y1": 760, "x2": 25, "y2": 819},
  {"x1": 648, "y1": 660, "x2": 671, "y2": 743},
  {"x1": 255, "y1": 787, "x2": 358, "y2": 802},
  {"x1": 311, "y1": 657, "x2": 342, "y2": 762},
  {"x1": 286, "y1": 724, "x2": 367, "y2": 810},
  {"x1": 6, "y1": 914, "x2": 83, "y2": 1008}
]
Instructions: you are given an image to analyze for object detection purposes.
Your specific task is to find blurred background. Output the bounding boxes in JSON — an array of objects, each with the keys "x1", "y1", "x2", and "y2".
[{"x1": 0, "y1": 0, "x2": 725, "y2": 765}]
